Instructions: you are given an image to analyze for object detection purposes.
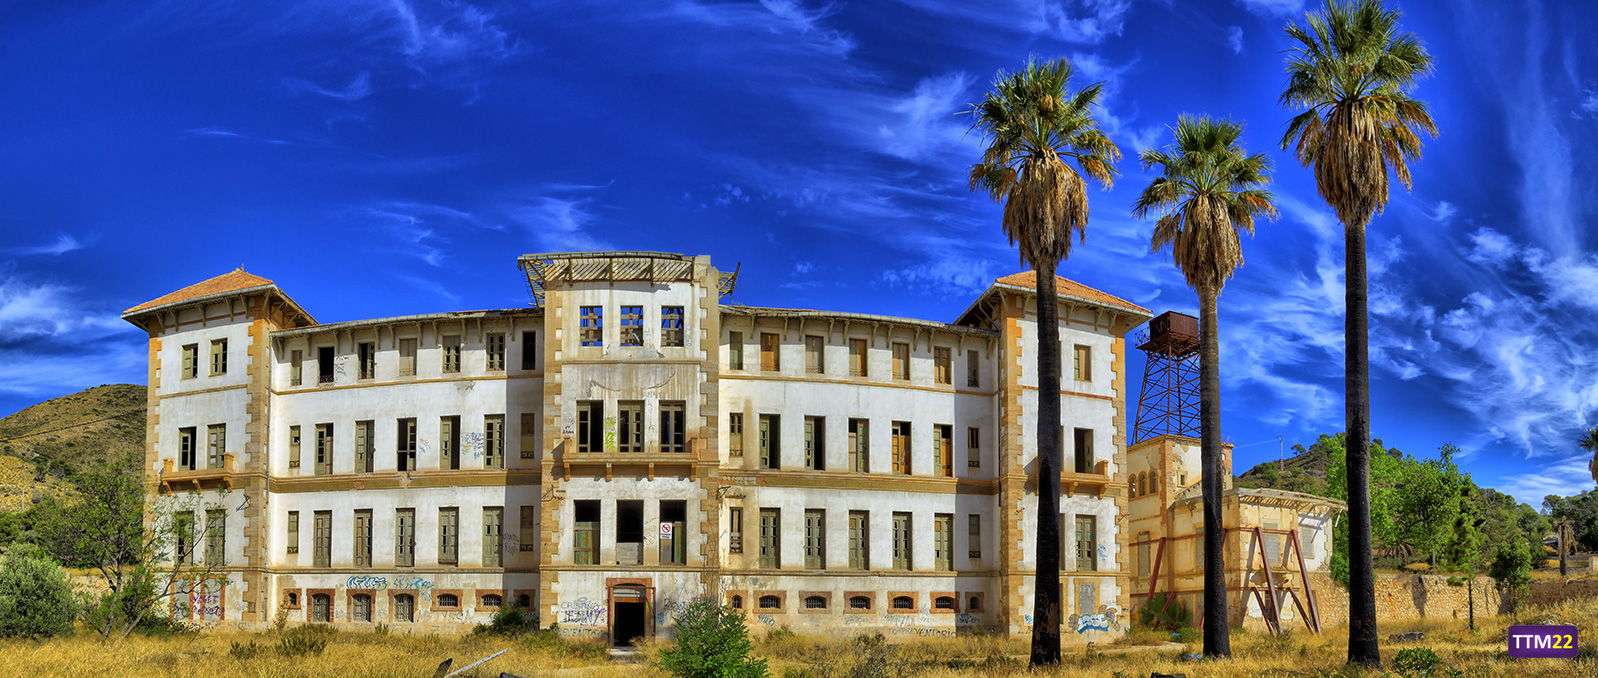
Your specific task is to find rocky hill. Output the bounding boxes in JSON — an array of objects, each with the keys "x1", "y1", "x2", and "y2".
[{"x1": 0, "y1": 384, "x2": 146, "y2": 510}]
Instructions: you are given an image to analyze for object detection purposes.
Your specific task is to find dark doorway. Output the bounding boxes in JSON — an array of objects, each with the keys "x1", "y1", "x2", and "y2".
[{"x1": 612, "y1": 586, "x2": 647, "y2": 647}]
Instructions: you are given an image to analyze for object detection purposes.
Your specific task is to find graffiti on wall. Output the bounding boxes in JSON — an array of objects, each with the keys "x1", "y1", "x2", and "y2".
[
  {"x1": 340, "y1": 575, "x2": 437, "y2": 599},
  {"x1": 604, "y1": 418, "x2": 618, "y2": 451},
  {"x1": 464, "y1": 432, "x2": 484, "y2": 460},
  {"x1": 1068, "y1": 606, "x2": 1123, "y2": 634},
  {"x1": 559, "y1": 597, "x2": 607, "y2": 626}
]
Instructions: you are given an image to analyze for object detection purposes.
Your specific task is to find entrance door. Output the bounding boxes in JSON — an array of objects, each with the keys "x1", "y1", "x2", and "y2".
[{"x1": 611, "y1": 586, "x2": 647, "y2": 647}]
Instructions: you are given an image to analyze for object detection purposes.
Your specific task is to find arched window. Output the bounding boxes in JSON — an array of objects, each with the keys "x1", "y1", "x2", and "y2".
[
  {"x1": 1149, "y1": 475, "x2": 1158, "y2": 494},
  {"x1": 482, "y1": 594, "x2": 502, "y2": 608},
  {"x1": 804, "y1": 596, "x2": 827, "y2": 610},
  {"x1": 311, "y1": 594, "x2": 331, "y2": 623},
  {"x1": 286, "y1": 591, "x2": 299, "y2": 607},
  {"x1": 1139, "y1": 473, "x2": 1147, "y2": 495},
  {"x1": 437, "y1": 593, "x2": 459, "y2": 608},
  {"x1": 967, "y1": 596, "x2": 981, "y2": 612},
  {"x1": 353, "y1": 594, "x2": 372, "y2": 622},
  {"x1": 848, "y1": 596, "x2": 871, "y2": 610},
  {"x1": 891, "y1": 596, "x2": 913, "y2": 610},
  {"x1": 394, "y1": 594, "x2": 415, "y2": 623},
  {"x1": 731, "y1": 595, "x2": 744, "y2": 609},
  {"x1": 1129, "y1": 477, "x2": 1138, "y2": 497},
  {"x1": 758, "y1": 595, "x2": 781, "y2": 609},
  {"x1": 933, "y1": 596, "x2": 955, "y2": 610},
  {"x1": 516, "y1": 594, "x2": 531, "y2": 609}
]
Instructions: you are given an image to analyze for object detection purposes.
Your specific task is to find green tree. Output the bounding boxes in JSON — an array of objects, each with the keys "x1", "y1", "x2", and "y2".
[
  {"x1": 966, "y1": 55, "x2": 1119, "y2": 667},
  {"x1": 0, "y1": 543, "x2": 77, "y2": 638},
  {"x1": 1324, "y1": 434, "x2": 1401, "y2": 586},
  {"x1": 1488, "y1": 539, "x2": 1534, "y2": 613},
  {"x1": 1133, "y1": 115, "x2": 1276, "y2": 659},
  {"x1": 655, "y1": 600, "x2": 767, "y2": 678},
  {"x1": 1390, "y1": 444, "x2": 1469, "y2": 564},
  {"x1": 1280, "y1": 1, "x2": 1438, "y2": 666}
]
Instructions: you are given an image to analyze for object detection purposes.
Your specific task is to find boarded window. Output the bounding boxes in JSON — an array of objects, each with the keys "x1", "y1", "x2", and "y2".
[
  {"x1": 483, "y1": 507, "x2": 503, "y2": 567},
  {"x1": 728, "y1": 331, "x2": 744, "y2": 370},
  {"x1": 358, "y1": 342, "x2": 375, "y2": 379},
  {"x1": 355, "y1": 420, "x2": 374, "y2": 473},
  {"x1": 891, "y1": 342, "x2": 909, "y2": 380},
  {"x1": 354, "y1": 509, "x2": 373, "y2": 568},
  {"x1": 848, "y1": 511, "x2": 869, "y2": 569},
  {"x1": 577, "y1": 401, "x2": 603, "y2": 453},
  {"x1": 573, "y1": 501, "x2": 599, "y2": 565},
  {"x1": 395, "y1": 508, "x2": 415, "y2": 567},
  {"x1": 760, "y1": 333, "x2": 780, "y2": 371},
  {"x1": 966, "y1": 349, "x2": 979, "y2": 387},
  {"x1": 661, "y1": 306, "x2": 685, "y2": 347},
  {"x1": 313, "y1": 511, "x2": 331, "y2": 568},
  {"x1": 519, "y1": 506, "x2": 537, "y2": 553},
  {"x1": 933, "y1": 424, "x2": 952, "y2": 477},
  {"x1": 397, "y1": 418, "x2": 417, "y2": 471},
  {"x1": 804, "y1": 509, "x2": 825, "y2": 569},
  {"x1": 394, "y1": 594, "x2": 414, "y2": 622},
  {"x1": 286, "y1": 511, "x2": 299, "y2": 554},
  {"x1": 659, "y1": 402, "x2": 686, "y2": 453},
  {"x1": 1263, "y1": 522, "x2": 1281, "y2": 567},
  {"x1": 1077, "y1": 582, "x2": 1097, "y2": 617},
  {"x1": 728, "y1": 413, "x2": 744, "y2": 456},
  {"x1": 759, "y1": 415, "x2": 779, "y2": 469},
  {"x1": 484, "y1": 415, "x2": 504, "y2": 469},
  {"x1": 803, "y1": 416, "x2": 825, "y2": 470},
  {"x1": 618, "y1": 401, "x2": 643, "y2": 452},
  {"x1": 933, "y1": 514, "x2": 953, "y2": 571},
  {"x1": 398, "y1": 338, "x2": 417, "y2": 376},
  {"x1": 849, "y1": 338, "x2": 867, "y2": 377},
  {"x1": 933, "y1": 347, "x2": 951, "y2": 384},
  {"x1": 441, "y1": 335, "x2": 461, "y2": 373},
  {"x1": 892, "y1": 512, "x2": 911, "y2": 570},
  {"x1": 353, "y1": 594, "x2": 372, "y2": 622},
  {"x1": 619, "y1": 306, "x2": 643, "y2": 346},
  {"x1": 438, "y1": 507, "x2": 459, "y2": 564},
  {"x1": 805, "y1": 335, "x2": 824, "y2": 374},
  {"x1": 967, "y1": 427, "x2": 980, "y2": 468},
  {"x1": 210, "y1": 339, "x2": 228, "y2": 376},
  {"x1": 580, "y1": 306, "x2": 603, "y2": 347},
  {"x1": 758, "y1": 508, "x2": 780, "y2": 569},
  {"x1": 891, "y1": 422, "x2": 910, "y2": 475},
  {"x1": 848, "y1": 419, "x2": 868, "y2": 473},
  {"x1": 289, "y1": 349, "x2": 302, "y2": 385},
  {"x1": 485, "y1": 333, "x2": 505, "y2": 371}
]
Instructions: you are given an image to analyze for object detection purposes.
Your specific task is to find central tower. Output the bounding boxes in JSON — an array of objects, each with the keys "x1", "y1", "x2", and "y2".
[{"x1": 1131, "y1": 311, "x2": 1200, "y2": 443}]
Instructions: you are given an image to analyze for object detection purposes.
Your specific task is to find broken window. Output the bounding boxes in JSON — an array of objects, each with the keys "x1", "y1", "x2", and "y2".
[
  {"x1": 967, "y1": 427, "x2": 981, "y2": 468},
  {"x1": 175, "y1": 511, "x2": 195, "y2": 565},
  {"x1": 520, "y1": 413, "x2": 538, "y2": 459},
  {"x1": 620, "y1": 306, "x2": 643, "y2": 346},
  {"x1": 661, "y1": 306, "x2": 685, "y2": 347},
  {"x1": 661, "y1": 500, "x2": 686, "y2": 564},
  {"x1": 728, "y1": 506, "x2": 743, "y2": 553},
  {"x1": 759, "y1": 415, "x2": 779, "y2": 469},
  {"x1": 358, "y1": 342, "x2": 375, "y2": 379},
  {"x1": 580, "y1": 306, "x2": 603, "y2": 347},
  {"x1": 659, "y1": 402, "x2": 686, "y2": 453},
  {"x1": 618, "y1": 401, "x2": 644, "y2": 452},
  {"x1": 440, "y1": 416, "x2": 460, "y2": 469},
  {"x1": 968, "y1": 514, "x2": 982, "y2": 559},
  {"x1": 1074, "y1": 428, "x2": 1094, "y2": 474},
  {"x1": 519, "y1": 506, "x2": 537, "y2": 552},
  {"x1": 803, "y1": 416, "x2": 825, "y2": 470},
  {"x1": 933, "y1": 424, "x2": 952, "y2": 477},
  {"x1": 728, "y1": 412, "x2": 744, "y2": 456},
  {"x1": 1075, "y1": 515, "x2": 1097, "y2": 572},
  {"x1": 288, "y1": 425, "x2": 301, "y2": 469},
  {"x1": 317, "y1": 345, "x2": 334, "y2": 384},
  {"x1": 289, "y1": 349, "x2": 302, "y2": 385},
  {"x1": 577, "y1": 401, "x2": 603, "y2": 453},
  {"x1": 891, "y1": 421, "x2": 910, "y2": 475},
  {"x1": 617, "y1": 500, "x2": 643, "y2": 565},
  {"x1": 520, "y1": 331, "x2": 537, "y2": 370},
  {"x1": 397, "y1": 418, "x2": 417, "y2": 471},
  {"x1": 442, "y1": 335, "x2": 461, "y2": 373}
]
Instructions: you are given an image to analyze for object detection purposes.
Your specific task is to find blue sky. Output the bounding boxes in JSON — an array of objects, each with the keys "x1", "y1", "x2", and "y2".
[{"x1": 3, "y1": 0, "x2": 1596, "y2": 503}]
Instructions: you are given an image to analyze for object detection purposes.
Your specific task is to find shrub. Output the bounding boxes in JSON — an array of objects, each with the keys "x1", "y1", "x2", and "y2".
[
  {"x1": 0, "y1": 543, "x2": 77, "y2": 639},
  {"x1": 1134, "y1": 592, "x2": 1191, "y2": 630},
  {"x1": 655, "y1": 599, "x2": 768, "y2": 678},
  {"x1": 472, "y1": 605, "x2": 539, "y2": 637},
  {"x1": 1392, "y1": 646, "x2": 1451, "y2": 678},
  {"x1": 229, "y1": 640, "x2": 269, "y2": 659},
  {"x1": 277, "y1": 625, "x2": 333, "y2": 657}
]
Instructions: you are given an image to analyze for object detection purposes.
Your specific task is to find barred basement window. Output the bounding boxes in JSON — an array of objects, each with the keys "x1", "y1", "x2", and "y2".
[
  {"x1": 482, "y1": 594, "x2": 503, "y2": 608},
  {"x1": 759, "y1": 595, "x2": 781, "y2": 609},
  {"x1": 967, "y1": 596, "x2": 982, "y2": 612},
  {"x1": 661, "y1": 306, "x2": 685, "y2": 347},
  {"x1": 620, "y1": 306, "x2": 643, "y2": 346},
  {"x1": 394, "y1": 594, "x2": 415, "y2": 622},
  {"x1": 485, "y1": 333, "x2": 505, "y2": 371},
  {"x1": 934, "y1": 596, "x2": 955, "y2": 610},
  {"x1": 891, "y1": 596, "x2": 913, "y2": 610},
  {"x1": 804, "y1": 596, "x2": 827, "y2": 610},
  {"x1": 353, "y1": 594, "x2": 372, "y2": 622},
  {"x1": 849, "y1": 596, "x2": 871, "y2": 610},
  {"x1": 580, "y1": 306, "x2": 603, "y2": 347},
  {"x1": 437, "y1": 594, "x2": 459, "y2": 609},
  {"x1": 731, "y1": 595, "x2": 744, "y2": 609}
]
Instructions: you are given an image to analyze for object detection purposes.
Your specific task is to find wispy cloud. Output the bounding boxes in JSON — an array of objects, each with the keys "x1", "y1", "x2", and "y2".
[
  {"x1": 1226, "y1": 25, "x2": 1245, "y2": 54},
  {"x1": 1496, "y1": 454, "x2": 1597, "y2": 501},
  {"x1": 355, "y1": 200, "x2": 501, "y2": 267},
  {"x1": 286, "y1": 71, "x2": 373, "y2": 101},
  {"x1": 1235, "y1": 0, "x2": 1305, "y2": 17},
  {"x1": 508, "y1": 187, "x2": 613, "y2": 252},
  {"x1": 5, "y1": 234, "x2": 84, "y2": 257},
  {"x1": 898, "y1": 0, "x2": 1135, "y2": 44},
  {"x1": 0, "y1": 275, "x2": 142, "y2": 398},
  {"x1": 879, "y1": 255, "x2": 999, "y2": 298},
  {"x1": 182, "y1": 127, "x2": 290, "y2": 145}
]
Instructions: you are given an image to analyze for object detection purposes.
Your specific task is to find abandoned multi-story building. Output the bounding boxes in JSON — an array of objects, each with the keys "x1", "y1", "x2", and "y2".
[{"x1": 122, "y1": 250, "x2": 1163, "y2": 642}]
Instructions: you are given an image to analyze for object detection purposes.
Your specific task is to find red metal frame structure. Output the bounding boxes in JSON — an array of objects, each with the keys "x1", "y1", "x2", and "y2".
[{"x1": 1132, "y1": 312, "x2": 1201, "y2": 443}]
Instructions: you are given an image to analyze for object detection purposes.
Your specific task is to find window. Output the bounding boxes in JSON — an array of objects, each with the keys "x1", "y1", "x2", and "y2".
[
  {"x1": 803, "y1": 416, "x2": 825, "y2": 470},
  {"x1": 891, "y1": 342, "x2": 909, "y2": 380},
  {"x1": 968, "y1": 514, "x2": 982, "y2": 559},
  {"x1": 660, "y1": 402, "x2": 686, "y2": 453},
  {"x1": 314, "y1": 423, "x2": 333, "y2": 475},
  {"x1": 394, "y1": 594, "x2": 415, "y2": 622},
  {"x1": 728, "y1": 413, "x2": 744, "y2": 456},
  {"x1": 848, "y1": 419, "x2": 868, "y2": 473},
  {"x1": 399, "y1": 338, "x2": 417, "y2": 376},
  {"x1": 966, "y1": 350, "x2": 979, "y2": 388},
  {"x1": 804, "y1": 509, "x2": 825, "y2": 569},
  {"x1": 205, "y1": 509, "x2": 225, "y2": 567},
  {"x1": 442, "y1": 335, "x2": 461, "y2": 373},
  {"x1": 286, "y1": 511, "x2": 300, "y2": 554},
  {"x1": 1074, "y1": 515, "x2": 1097, "y2": 572},
  {"x1": 517, "y1": 594, "x2": 531, "y2": 609},
  {"x1": 1263, "y1": 521, "x2": 1281, "y2": 566},
  {"x1": 355, "y1": 420, "x2": 374, "y2": 473},
  {"x1": 759, "y1": 595, "x2": 781, "y2": 609},
  {"x1": 520, "y1": 331, "x2": 537, "y2": 370},
  {"x1": 891, "y1": 596, "x2": 913, "y2": 610},
  {"x1": 805, "y1": 335, "x2": 824, "y2": 374},
  {"x1": 758, "y1": 508, "x2": 780, "y2": 569},
  {"x1": 311, "y1": 594, "x2": 331, "y2": 623},
  {"x1": 482, "y1": 594, "x2": 503, "y2": 608},
  {"x1": 289, "y1": 349, "x2": 302, "y2": 385},
  {"x1": 933, "y1": 424, "x2": 952, "y2": 477},
  {"x1": 934, "y1": 347, "x2": 951, "y2": 384},
  {"x1": 354, "y1": 509, "x2": 373, "y2": 568},
  {"x1": 358, "y1": 342, "x2": 375, "y2": 379},
  {"x1": 485, "y1": 333, "x2": 505, "y2": 371},
  {"x1": 1149, "y1": 474, "x2": 1158, "y2": 493},
  {"x1": 484, "y1": 415, "x2": 504, "y2": 469},
  {"x1": 577, "y1": 401, "x2": 604, "y2": 453},
  {"x1": 849, "y1": 595, "x2": 871, "y2": 610},
  {"x1": 206, "y1": 424, "x2": 226, "y2": 469},
  {"x1": 1074, "y1": 428, "x2": 1094, "y2": 474},
  {"x1": 892, "y1": 512, "x2": 911, "y2": 570},
  {"x1": 437, "y1": 593, "x2": 459, "y2": 609},
  {"x1": 661, "y1": 501, "x2": 686, "y2": 564},
  {"x1": 313, "y1": 511, "x2": 331, "y2": 568},
  {"x1": 967, "y1": 427, "x2": 981, "y2": 468},
  {"x1": 520, "y1": 413, "x2": 538, "y2": 459},
  {"x1": 1073, "y1": 344, "x2": 1092, "y2": 381},
  {"x1": 618, "y1": 401, "x2": 643, "y2": 452},
  {"x1": 353, "y1": 594, "x2": 372, "y2": 622},
  {"x1": 1303, "y1": 524, "x2": 1318, "y2": 558},
  {"x1": 318, "y1": 346, "x2": 334, "y2": 384},
  {"x1": 934, "y1": 596, "x2": 956, "y2": 611},
  {"x1": 967, "y1": 595, "x2": 983, "y2": 612},
  {"x1": 728, "y1": 507, "x2": 744, "y2": 553},
  {"x1": 731, "y1": 595, "x2": 744, "y2": 609},
  {"x1": 728, "y1": 331, "x2": 744, "y2": 370},
  {"x1": 619, "y1": 306, "x2": 643, "y2": 346},
  {"x1": 397, "y1": 418, "x2": 417, "y2": 471},
  {"x1": 849, "y1": 338, "x2": 867, "y2": 377},
  {"x1": 661, "y1": 306, "x2": 685, "y2": 347},
  {"x1": 759, "y1": 415, "x2": 779, "y2": 469},
  {"x1": 175, "y1": 511, "x2": 195, "y2": 565},
  {"x1": 484, "y1": 507, "x2": 503, "y2": 567},
  {"x1": 178, "y1": 427, "x2": 196, "y2": 471},
  {"x1": 573, "y1": 501, "x2": 600, "y2": 565},
  {"x1": 891, "y1": 422, "x2": 911, "y2": 475},
  {"x1": 580, "y1": 306, "x2": 603, "y2": 347},
  {"x1": 289, "y1": 425, "x2": 302, "y2": 469},
  {"x1": 804, "y1": 595, "x2": 827, "y2": 610},
  {"x1": 1195, "y1": 530, "x2": 1206, "y2": 571},
  {"x1": 520, "y1": 506, "x2": 537, "y2": 552},
  {"x1": 210, "y1": 339, "x2": 228, "y2": 376},
  {"x1": 848, "y1": 511, "x2": 869, "y2": 569},
  {"x1": 182, "y1": 344, "x2": 199, "y2": 379},
  {"x1": 759, "y1": 333, "x2": 780, "y2": 371},
  {"x1": 1129, "y1": 476, "x2": 1138, "y2": 498},
  {"x1": 934, "y1": 514, "x2": 953, "y2": 571},
  {"x1": 438, "y1": 508, "x2": 459, "y2": 564},
  {"x1": 395, "y1": 509, "x2": 415, "y2": 567},
  {"x1": 440, "y1": 416, "x2": 460, "y2": 469}
]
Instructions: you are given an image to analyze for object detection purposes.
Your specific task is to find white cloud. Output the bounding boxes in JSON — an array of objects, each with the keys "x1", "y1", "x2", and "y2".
[
  {"x1": 5, "y1": 235, "x2": 83, "y2": 257},
  {"x1": 182, "y1": 127, "x2": 290, "y2": 145},
  {"x1": 1235, "y1": 0, "x2": 1304, "y2": 17},
  {"x1": 1580, "y1": 87, "x2": 1598, "y2": 115},
  {"x1": 879, "y1": 255, "x2": 998, "y2": 298},
  {"x1": 1497, "y1": 454, "x2": 1598, "y2": 503},
  {"x1": 896, "y1": 0, "x2": 1134, "y2": 44},
  {"x1": 510, "y1": 192, "x2": 612, "y2": 252},
  {"x1": 1226, "y1": 25, "x2": 1244, "y2": 54},
  {"x1": 0, "y1": 276, "x2": 142, "y2": 397},
  {"x1": 876, "y1": 71, "x2": 976, "y2": 162},
  {"x1": 286, "y1": 71, "x2": 373, "y2": 101},
  {"x1": 1465, "y1": 227, "x2": 1518, "y2": 266},
  {"x1": 1430, "y1": 200, "x2": 1457, "y2": 223}
]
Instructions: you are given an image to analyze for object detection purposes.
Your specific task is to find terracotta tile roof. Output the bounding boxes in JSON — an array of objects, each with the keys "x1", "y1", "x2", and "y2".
[
  {"x1": 994, "y1": 271, "x2": 1150, "y2": 314},
  {"x1": 124, "y1": 268, "x2": 277, "y2": 315}
]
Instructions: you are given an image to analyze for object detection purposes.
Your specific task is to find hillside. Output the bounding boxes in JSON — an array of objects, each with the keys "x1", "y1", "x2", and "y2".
[
  {"x1": 0, "y1": 384, "x2": 146, "y2": 510},
  {"x1": 1235, "y1": 439, "x2": 1337, "y2": 496}
]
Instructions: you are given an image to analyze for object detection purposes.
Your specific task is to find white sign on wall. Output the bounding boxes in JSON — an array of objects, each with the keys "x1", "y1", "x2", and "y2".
[{"x1": 660, "y1": 522, "x2": 674, "y2": 537}]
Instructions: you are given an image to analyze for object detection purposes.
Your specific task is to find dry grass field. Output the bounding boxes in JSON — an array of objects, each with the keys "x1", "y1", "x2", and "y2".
[{"x1": 0, "y1": 597, "x2": 1591, "y2": 678}]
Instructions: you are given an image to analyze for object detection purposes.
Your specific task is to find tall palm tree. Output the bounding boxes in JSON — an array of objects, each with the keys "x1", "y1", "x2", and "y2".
[
  {"x1": 1580, "y1": 427, "x2": 1598, "y2": 485},
  {"x1": 967, "y1": 56, "x2": 1119, "y2": 667},
  {"x1": 1133, "y1": 115, "x2": 1277, "y2": 659},
  {"x1": 1280, "y1": 0, "x2": 1437, "y2": 667}
]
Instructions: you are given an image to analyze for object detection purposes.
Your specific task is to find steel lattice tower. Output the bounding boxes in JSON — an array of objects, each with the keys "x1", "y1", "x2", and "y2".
[{"x1": 1132, "y1": 311, "x2": 1201, "y2": 443}]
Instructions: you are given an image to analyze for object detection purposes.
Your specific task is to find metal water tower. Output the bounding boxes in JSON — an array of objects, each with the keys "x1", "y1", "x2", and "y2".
[{"x1": 1132, "y1": 311, "x2": 1201, "y2": 443}]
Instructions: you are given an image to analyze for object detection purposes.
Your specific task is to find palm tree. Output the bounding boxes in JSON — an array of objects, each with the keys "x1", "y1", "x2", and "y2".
[
  {"x1": 1580, "y1": 427, "x2": 1598, "y2": 485},
  {"x1": 966, "y1": 56, "x2": 1120, "y2": 667},
  {"x1": 1280, "y1": 0, "x2": 1437, "y2": 667},
  {"x1": 1133, "y1": 115, "x2": 1277, "y2": 659}
]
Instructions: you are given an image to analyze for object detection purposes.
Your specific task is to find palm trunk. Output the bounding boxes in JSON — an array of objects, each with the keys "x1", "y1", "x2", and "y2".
[
  {"x1": 1345, "y1": 222, "x2": 1382, "y2": 668},
  {"x1": 1199, "y1": 289, "x2": 1230, "y2": 658},
  {"x1": 1030, "y1": 262, "x2": 1063, "y2": 667}
]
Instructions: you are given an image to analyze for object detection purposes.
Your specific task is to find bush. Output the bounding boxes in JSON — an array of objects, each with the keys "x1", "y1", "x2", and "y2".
[
  {"x1": 472, "y1": 605, "x2": 539, "y2": 637},
  {"x1": 0, "y1": 543, "x2": 77, "y2": 639},
  {"x1": 1392, "y1": 646, "x2": 1455, "y2": 678},
  {"x1": 229, "y1": 640, "x2": 269, "y2": 659},
  {"x1": 1135, "y1": 592, "x2": 1191, "y2": 630},
  {"x1": 655, "y1": 599, "x2": 767, "y2": 678},
  {"x1": 277, "y1": 625, "x2": 333, "y2": 657}
]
